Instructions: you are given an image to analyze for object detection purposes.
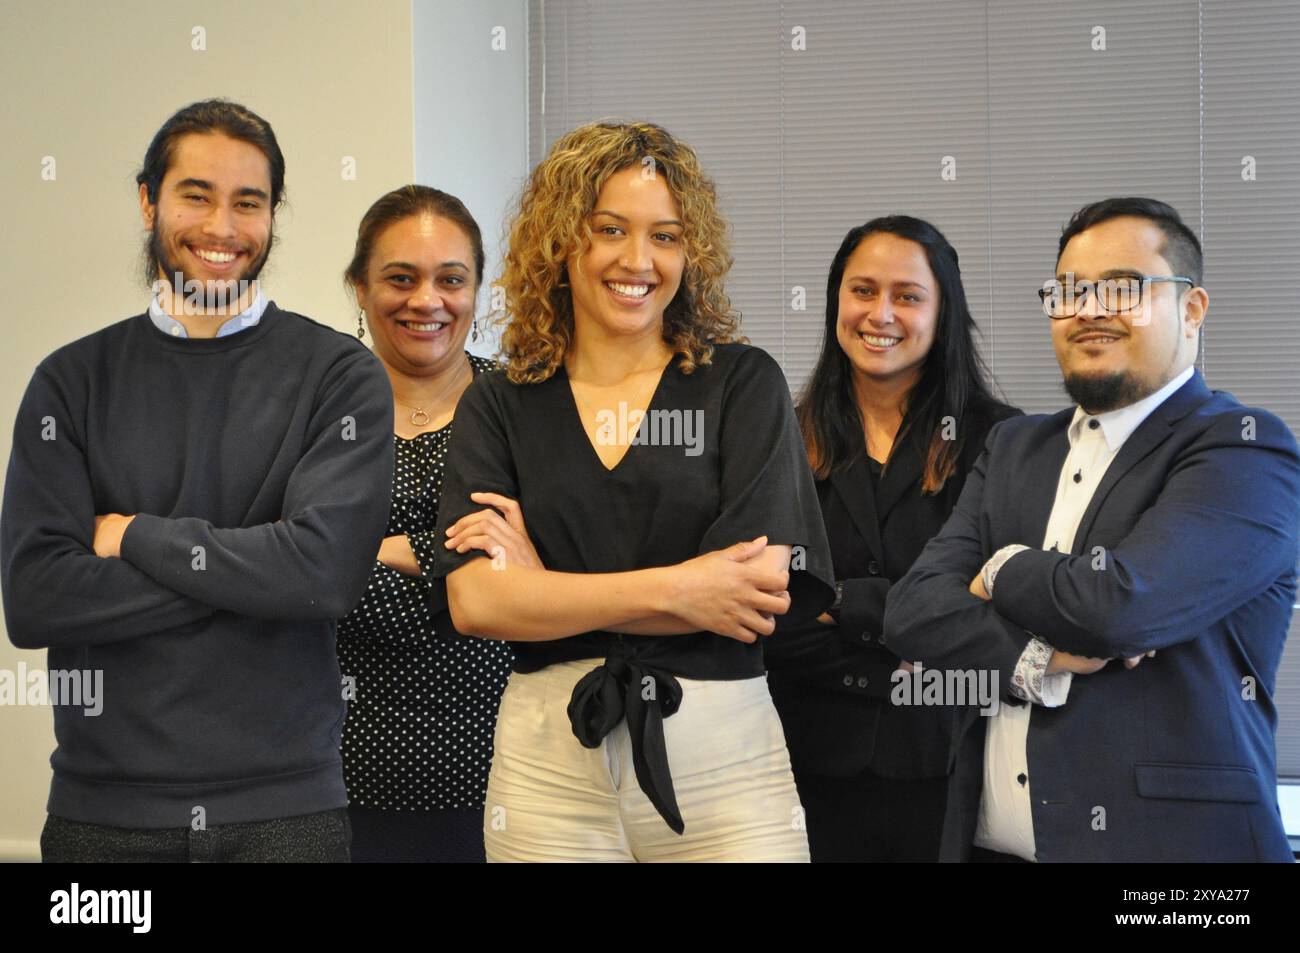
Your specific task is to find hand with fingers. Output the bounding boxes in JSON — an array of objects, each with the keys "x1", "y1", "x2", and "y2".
[
  {"x1": 443, "y1": 491, "x2": 543, "y2": 570},
  {"x1": 664, "y1": 536, "x2": 792, "y2": 644},
  {"x1": 1046, "y1": 650, "x2": 1110, "y2": 676},
  {"x1": 1123, "y1": 650, "x2": 1157, "y2": 669},
  {"x1": 969, "y1": 569, "x2": 1157, "y2": 675},
  {"x1": 1046, "y1": 649, "x2": 1157, "y2": 675}
]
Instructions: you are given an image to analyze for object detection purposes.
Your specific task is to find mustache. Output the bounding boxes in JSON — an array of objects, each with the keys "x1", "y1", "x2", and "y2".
[
  {"x1": 146, "y1": 220, "x2": 273, "y2": 287},
  {"x1": 1069, "y1": 327, "x2": 1128, "y2": 341}
]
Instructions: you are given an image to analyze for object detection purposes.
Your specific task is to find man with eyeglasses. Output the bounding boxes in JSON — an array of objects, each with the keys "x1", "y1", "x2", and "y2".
[{"x1": 886, "y1": 197, "x2": 1298, "y2": 862}]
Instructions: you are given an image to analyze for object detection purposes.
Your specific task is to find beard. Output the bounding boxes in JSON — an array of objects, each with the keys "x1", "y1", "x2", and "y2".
[
  {"x1": 148, "y1": 221, "x2": 272, "y2": 311},
  {"x1": 1062, "y1": 370, "x2": 1150, "y2": 414}
]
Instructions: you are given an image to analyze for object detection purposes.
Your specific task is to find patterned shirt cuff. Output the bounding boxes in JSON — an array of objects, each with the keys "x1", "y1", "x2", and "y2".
[
  {"x1": 981, "y1": 544, "x2": 1031, "y2": 597},
  {"x1": 1009, "y1": 637, "x2": 1072, "y2": 707}
]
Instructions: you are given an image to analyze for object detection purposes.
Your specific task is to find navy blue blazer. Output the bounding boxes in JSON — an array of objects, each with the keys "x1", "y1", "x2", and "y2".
[{"x1": 884, "y1": 369, "x2": 1299, "y2": 862}]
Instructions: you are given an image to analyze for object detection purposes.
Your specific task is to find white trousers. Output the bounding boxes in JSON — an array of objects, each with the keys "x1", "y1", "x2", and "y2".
[{"x1": 483, "y1": 659, "x2": 810, "y2": 862}]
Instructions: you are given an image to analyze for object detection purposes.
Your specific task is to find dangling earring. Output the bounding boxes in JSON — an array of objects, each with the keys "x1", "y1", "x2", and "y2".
[
  {"x1": 471, "y1": 316, "x2": 480, "y2": 343},
  {"x1": 356, "y1": 309, "x2": 366, "y2": 339}
]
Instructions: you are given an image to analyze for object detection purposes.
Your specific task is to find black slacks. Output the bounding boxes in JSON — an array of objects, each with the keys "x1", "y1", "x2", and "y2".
[
  {"x1": 794, "y1": 769, "x2": 947, "y2": 863},
  {"x1": 347, "y1": 805, "x2": 486, "y2": 863}
]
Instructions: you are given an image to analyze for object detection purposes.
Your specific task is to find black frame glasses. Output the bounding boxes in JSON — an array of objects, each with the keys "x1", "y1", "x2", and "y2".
[{"x1": 1038, "y1": 274, "x2": 1195, "y2": 320}]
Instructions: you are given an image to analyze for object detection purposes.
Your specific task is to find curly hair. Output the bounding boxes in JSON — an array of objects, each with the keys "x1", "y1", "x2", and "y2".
[{"x1": 497, "y1": 120, "x2": 742, "y2": 384}]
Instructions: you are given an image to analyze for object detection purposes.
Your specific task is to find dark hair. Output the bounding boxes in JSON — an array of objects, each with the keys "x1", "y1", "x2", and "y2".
[
  {"x1": 1057, "y1": 197, "x2": 1203, "y2": 286},
  {"x1": 796, "y1": 215, "x2": 999, "y2": 493},
  {"x1": 136, "y1": 99, "x2": 286, "y2": 284},
  {"x1": 344, "y1": 185, "x2": 485, "y2": 294},
  {"x1": 137, "y1": 99, "x2": 285, "y2": 206}
]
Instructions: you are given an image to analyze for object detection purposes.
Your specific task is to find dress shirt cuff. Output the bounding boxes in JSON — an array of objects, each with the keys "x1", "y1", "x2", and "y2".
[
  {"x1": 982, "y1": 544, "x2": 1031, "y2": 598},
  {"x1": 1009, "y1": 637, "x2": 1072, "y2": 707}
]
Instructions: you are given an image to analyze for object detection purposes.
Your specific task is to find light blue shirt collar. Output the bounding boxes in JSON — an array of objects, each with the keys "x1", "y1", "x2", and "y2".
[{"x1": 148, "y1": 287, "x2": 268, "y2": 339}]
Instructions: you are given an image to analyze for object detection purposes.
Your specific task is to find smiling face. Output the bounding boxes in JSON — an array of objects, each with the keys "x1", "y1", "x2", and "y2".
[
  {"x1": 354, "y1": 213, "x2": 476, "y2": 375},
  {"x1": 565, "y1": 165, "x2": 686, "y2": 344},
  {"x1": 835, "y1": 232, "x2": 940, "y2": 389},
  {"x1": 139, "y1": 132, "x2": 273, "y2": 310},
  {"x1": 1052, "y1": 215, "x2": 1205, "y2": 413}
]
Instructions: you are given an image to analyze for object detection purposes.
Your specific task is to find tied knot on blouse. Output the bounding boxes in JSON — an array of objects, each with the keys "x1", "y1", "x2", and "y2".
[{"x1": 566, "y1": 654, "x2": 686, "y2": 834}]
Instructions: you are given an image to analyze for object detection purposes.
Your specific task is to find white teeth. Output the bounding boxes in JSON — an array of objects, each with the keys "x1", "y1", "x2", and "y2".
[
  {"x1": 607, "y1": 281, "x2": 650, "y2": 298},
  {"x1": 860, "y1": 333, "x2": 901, "y2": 348},
  {"x1": 194, "y1": 248, "x2": 237, "y2": 263},
  {"x1": 402, "y1": 321, "x2": 445, "y2": 332}
]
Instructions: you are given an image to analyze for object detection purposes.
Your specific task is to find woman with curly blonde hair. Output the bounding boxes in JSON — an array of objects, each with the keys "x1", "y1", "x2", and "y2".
[
  {"x1": 433, "y1": 120, "x2": 834, "y2": 862},
  {"x1": 496, "y1": 121, "x2": 740, "y2": 383}
]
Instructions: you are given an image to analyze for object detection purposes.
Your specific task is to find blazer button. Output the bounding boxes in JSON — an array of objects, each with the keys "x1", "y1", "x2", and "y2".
[
  {"x1": 878, "y1": 633, "x2": 887, "y2": 644},
  {"x1": 868, "y1": 560, "x2": 881, "y2": 575},
  {"x1": 1017, "y1": 773, "x2": 1028, "y2": 786},
  {"x1": 856, "y1": 676, "x2": 869, "y2": 688},
  {"x1": 861, "y1": 631, "x2": 871, "y2": 642},
  {"x1": 842, "y1": 674, "x2": 854, "y2": 687}
]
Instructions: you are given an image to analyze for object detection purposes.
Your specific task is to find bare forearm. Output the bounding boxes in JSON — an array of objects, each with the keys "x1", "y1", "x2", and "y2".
[
  {"x1": 448, "y1": 559, "x2": 678, "y2": 641},
  {"x1": 597, "y1": 544, "x2": 792, "y2": 637},
  {"x1": 609, "y1": 613, "x2": 699, "y2": 636},
  {"x1": 378, "y1": 534, "x2": 421, "y2": 576}
]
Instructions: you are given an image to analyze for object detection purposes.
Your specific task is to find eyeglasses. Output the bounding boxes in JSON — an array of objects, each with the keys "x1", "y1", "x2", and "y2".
[{"x1": 1038, "y1": 274, "x2": 1194, "y2": 320}]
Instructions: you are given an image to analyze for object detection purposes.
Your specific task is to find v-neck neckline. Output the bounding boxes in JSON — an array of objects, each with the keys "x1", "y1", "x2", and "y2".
[{"x1": 561, "y1": 357, "x2": 675, "y2": 474}]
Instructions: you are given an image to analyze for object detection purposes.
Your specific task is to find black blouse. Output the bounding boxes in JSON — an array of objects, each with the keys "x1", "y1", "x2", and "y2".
[
  {"x1": 337, "y1": 353, "x2": 513, "y2": 811},
  {"x1": 433, "y1": 342, "x2": 834, "y2": 832},
  {"x1": 866, "y1": 455, "x2": 883, "y2": 493}
]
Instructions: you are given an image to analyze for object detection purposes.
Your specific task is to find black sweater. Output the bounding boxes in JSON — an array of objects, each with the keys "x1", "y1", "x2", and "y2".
[{"x1": 0, "y1": 303, "x2": 394, "y2": 828}]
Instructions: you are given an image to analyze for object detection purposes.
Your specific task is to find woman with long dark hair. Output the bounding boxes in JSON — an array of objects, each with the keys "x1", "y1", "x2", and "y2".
[{"x1": 767, "y1": 215, "x2": 1021, "y2": 862}]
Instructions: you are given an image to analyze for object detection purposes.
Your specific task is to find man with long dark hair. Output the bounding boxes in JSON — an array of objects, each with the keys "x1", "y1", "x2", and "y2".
[
  {"x1": 886, "y1": 198, "x2": 1298, "y2": 862},
  {"x1": 0, "y1": 100, "x2": 394, "y2": 861}
]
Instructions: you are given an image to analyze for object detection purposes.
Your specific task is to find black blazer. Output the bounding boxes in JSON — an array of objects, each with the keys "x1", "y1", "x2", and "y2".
[{"x1": 767, "y1": 395, "x2": 1022, "y2": 779}]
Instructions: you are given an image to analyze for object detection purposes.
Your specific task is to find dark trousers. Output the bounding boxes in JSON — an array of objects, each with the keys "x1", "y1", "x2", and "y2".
[
  {"x1": 794, "y1": 770, "x2": 947, "y2": 863},
  {"x1": 347, "y1": 805, "x2": 485, "y2": 863},
  {"x1": 40, "y1": 808, "x2": 350, "y2": 863}
]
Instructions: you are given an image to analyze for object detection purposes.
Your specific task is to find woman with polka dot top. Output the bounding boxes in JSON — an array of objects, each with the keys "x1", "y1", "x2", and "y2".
[{"x1": 337, "y1": 185, "x2": 515, "y2": 862}]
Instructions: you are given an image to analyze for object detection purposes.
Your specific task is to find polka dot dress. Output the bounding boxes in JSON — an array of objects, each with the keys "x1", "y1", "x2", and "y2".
[{"x1": 337, "y1": 353, "x2": 513, "y2": 811}]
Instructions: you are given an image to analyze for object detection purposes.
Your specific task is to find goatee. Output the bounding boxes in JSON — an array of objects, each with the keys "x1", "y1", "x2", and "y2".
[
  {"x1": 1062, "y1": 371, "x2": 1148, "y2": 415},
  {"x1": 148, "y1": 221, "x2": 271, "y2": 310}
]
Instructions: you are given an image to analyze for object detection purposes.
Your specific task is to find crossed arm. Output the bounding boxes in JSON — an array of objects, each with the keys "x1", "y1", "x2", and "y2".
[
  {"x1": 2, "y1": 353, "x2": 394, "y2": 648},
  {"x1": 886, "y1": 413, "x2": 1300, "y2": 681},
  {"x1": 445, "y1": 530, "x2": 791, "y2": 644}
]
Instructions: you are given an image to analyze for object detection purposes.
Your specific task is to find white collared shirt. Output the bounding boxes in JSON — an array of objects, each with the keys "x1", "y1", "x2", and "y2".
[{"x1": 974, "y1": 365, "x2": 1195, "y2": 860}]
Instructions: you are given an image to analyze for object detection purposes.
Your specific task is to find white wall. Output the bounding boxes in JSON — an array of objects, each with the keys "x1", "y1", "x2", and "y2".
[
  {"x1": 411, "y1": 0, "x2": 531, "y2": 357},
  {"x1": 0, "y1": 0, "x2": 416, "y2": 860}
]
